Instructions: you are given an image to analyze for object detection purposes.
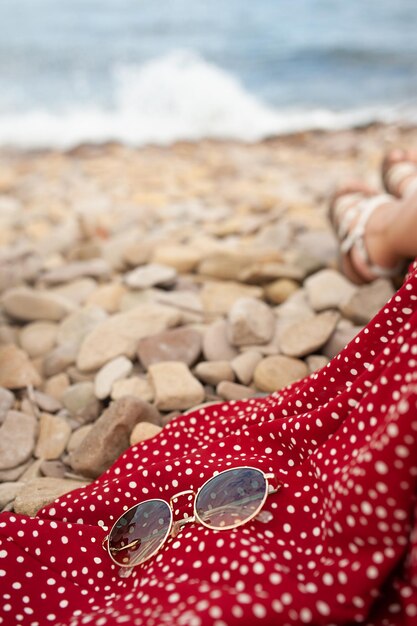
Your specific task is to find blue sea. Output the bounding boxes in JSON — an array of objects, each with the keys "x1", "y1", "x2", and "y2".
[{"x1": 1, "y1": 0, "x2": 417, "y2": 148}]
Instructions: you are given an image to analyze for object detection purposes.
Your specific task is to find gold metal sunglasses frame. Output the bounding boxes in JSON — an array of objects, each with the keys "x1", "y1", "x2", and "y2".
[{"x1": 102, "y1": 466, "x2": 282, "y2": 570}]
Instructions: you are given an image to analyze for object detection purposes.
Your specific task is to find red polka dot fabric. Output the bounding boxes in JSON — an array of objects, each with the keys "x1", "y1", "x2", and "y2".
[{"x1": 2, "y1": 262, "x2": 417, "y2": 626}]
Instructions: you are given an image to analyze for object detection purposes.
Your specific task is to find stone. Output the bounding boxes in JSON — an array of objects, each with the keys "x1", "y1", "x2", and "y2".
[
  {"x1": 56, "y1": 306, "x2": 108, "y2": 349},
  {"x1": 202, "y1": 320, "x2": 239, "y2": 362},
  {"x1": 305, "y1": 269, "x2": 357, "y2": 312},
  {"x1": 94, "y1": 356, "x2": 133, "y2": 400},
  {"x1": 32, "y1": 390, "x2": 62, "y2": 413},
  {"x1": 194, "y1": 361, "x2": 235, "y2": 386},
  {"x1": 200, "y1": 280, "x2": 263, "y2": 315},
  {"x1": 42, "y1": 342, "x2": 78, "y2": 378},
  {"x1": 70, "y1": 396, "x2": 161, "y2": 477},
  {"x1": 0, "y1": 481, "x2": 25, "y2": 509},
  {"x1": 125, "y1": 263, "x2": 177, "y2": 289},
  {"x1": 42, "y1": 259, "x2": 110, "y2": 285},
  {"x1": 14, "y1": 477, "x2": 86, "y2": 517},
  {"x1": 0, "y1": 325, "x2": 18, "y2": 346},
  {"x1": 35, "y1": 413, "x2": 72, "y2": 460},
  {"x1": 44, "y1": 373, "x2": 70, "y2": 401},
  {"x1": 152, "y1": 245, "x2": 202, "y2": 273},
  {"x1": 322, "y1": 323, "x2": 363, "y2": 359},
  {"x1": 62, "y1": 382, "x2": 96, "y2": 416},
  {"x1": 52, "y1": 278, "x2": 98, "y2": 306},
  {"x1": 197, "y1": 252, "x2": 256, "y2": 281},
  {"x1": 0, "y1": 411, "x2": 37, "y2": 470},
  {"x1": 254, "y1": 356, "x2": 308, "y2": 393},
  {"x1": 340, "y1": 278, "x2": 395, "y2": 325},
  {"x1": 130, "y1": 422, "x2": 162, "y2": 446},
  {"x1": 2, "y1": 287, "x2": 75, "y2": 322},
  {"x1": 239, "y1": 262, "x2": 304, "y2": 283},
  {"x1": 19, "y1": 321, "x2": 57, "y2": 358},
  {"x1": 77, "y1": 304, "x2": 180, "y2": 371},
  {"x1": 264, "y1": 279, "x2": 300, "y2": 304},
  {"x1": 275, "y1": 289, "x2": 315, "y2": 323},
  {"x1": 0, "y1": 459, "x2": 32, "y2": 483},
  {"x1": 216, "y1": 381, "x2": 257, "y2": 401},
  {"x1": 66, "y1": 425, "x2": 93, "y2": 453},
  {"x1": 86, "y1": 283, "x2": 127, "y2": 313},
  {"x1": 0, "y1": 344, "x2": 42, "y2": 389},
  {"x1": 231, "y1": 351, "x2": 263, "y2": 385},
  {"x1": 227, "y1": 297, "x2": 275, "y2": 346},
  {"x1": 149, "y1": 362, "x2": 205, "y2": 411},
  {"x1": 137, "y1": 327, "x2": 202, "y2": 369},
  {"x1": 152, "y1": 290, "x2": 203, "y2": 315},
  {"x1": 40, "y1": 460, "x2": 66, "y2": 479},
  {"x1": 0, "y1": 387, "x2": 14, "y2": 423},
  {"x1": 306, "y1": 355, "x2": 330, "y2": 374},
  {"x1": 111, "y1": 377, "x2": 154, "y2": 403},
  {"x1": 279, "y1": 311, "x2": 340, "y2": 358}
]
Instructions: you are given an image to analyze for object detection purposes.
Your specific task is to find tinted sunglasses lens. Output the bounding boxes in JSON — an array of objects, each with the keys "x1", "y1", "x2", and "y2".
[
  {"x1": 108, "y1": 499, "x2": 172, "y2": 567},
  {"x1": 196, "y1": 468, "x2": 267, "y2": 529}
]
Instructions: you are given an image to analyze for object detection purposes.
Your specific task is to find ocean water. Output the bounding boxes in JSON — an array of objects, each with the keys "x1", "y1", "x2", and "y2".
[{"x1": 1, "y1": 0, "x2": 417, "y2": 148}]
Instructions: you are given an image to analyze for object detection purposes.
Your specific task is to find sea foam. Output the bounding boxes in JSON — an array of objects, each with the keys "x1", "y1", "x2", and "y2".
[{"x1": 0, "y1": 51, "x2": 414, "y2": 149}]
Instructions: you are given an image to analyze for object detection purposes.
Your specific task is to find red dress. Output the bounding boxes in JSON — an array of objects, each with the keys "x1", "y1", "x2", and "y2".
[{"x1": 1, "y1": 262, "x2": 417, "y2": 626}]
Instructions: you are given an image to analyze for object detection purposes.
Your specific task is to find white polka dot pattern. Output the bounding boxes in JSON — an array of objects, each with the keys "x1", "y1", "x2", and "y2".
[{"x1": 1, "y1": 261, "x2": 417, "y2": 624}]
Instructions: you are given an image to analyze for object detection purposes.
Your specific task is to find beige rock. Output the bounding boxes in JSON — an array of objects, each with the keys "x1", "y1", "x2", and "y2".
[
  {"x1": 202, "y1": 319, "x2": 238, "y2": 362},
  {"x1": 66, "y1": 424, "x2": 93, "y2": 453},
  {"x1": 0, "y1": 481, "x2": 25, "y2": 508},
  {"x1": 149, "y1": 362, "x2": 205, "y2": 411},
  {"x1": 239, "y1": 262, "x2": 304, "y2": 283},
  {"x1": 130, "y1": 422, "x2": 162, "y2": 446},
  {"x1": 216, "y1": 381, "x2": 257, "y2": 401},
  {"x1": 137, "y1": 327, "x2": 202, "y2": 369},
  {"x1": 340, "y1": 278, "x2": 395, "y2": 325},
  {"x1": 197, "y1": 252, "x2": 256, "y2": 281},
  {"x1": 305, "y1": 269, "x2": 357, "y2": 311},
  {"x1": 0, "y1": 387, "x2": 14, "y2": 422},
  {"x1": 94, "y1": 356, "x2": 133, "y2": 400},
  {"x1": 56, "y1": 306, "x2": 108, "y2": 349},
  {"x1": 194, "y1": 361, "x2": 235, "y2": 386},
  {"x1": 254, "y1": 355, "x2": 308, "y2": 392},
  {"x1": 77, "y1": 304, "x2": 180, "y2": 371},
  {"x1": 52, "y1": 278, "x2": 97, "y2": 306},
  {"x1": 279, "y1": 311, "x2": 340, "y2": 358},
  {"x1": 42, "y1": 259, "x2": 110, "y2": 285},
  {"x1": 0, "y1": 459, "x2": 32, "y2": 483},
  {"x1": 125, "y1": 263, "x2": 177, "y2": 289},
  {"x1": 306, "y1": 354, "x2": 329, "y2": 374},
  {"x1": 70, "y1": 396, "x2": 161, "y2": 477},
  {"x1": 44, "y1": 372, "x2": 70, "y2": 401},
  {"x1": 19, "y1": 321, "x2": 57, "y2": 358},
  {"x1": 323, "y1": 323, "x2": 363, "y2": 359},
  {"x1": 32, "y1": 390, "x2": 62, "y2": 413},
  {"x1": 231, "y1": 351, "x2": 263, "y2": 385},
  {"x1": 35, "y1": 413, "x2": 72, "y2": 460},
  {"x1": 264, "y1": 279, "x2": 299, "y2": 304},
  {"x1": 14, "y1": 477, "x2": 86, "y2": 517},
  {"x1": 0, "y1": 411, "x2": 37, "y2": 470},
  {"x1": 227, "y1": 297, "x2": 275, "y2": 346},
  {"x1": 42, "y1": 342, "x2": 78, "y2": 378},
  {"x1": 152, "y1": 245, "x2": 202, "y2": 273},
  {"x1": 0, "y1": 344, "x2": 42, "y2": 389},
  {"x1": 111, "y1": 377, "x2": 154, "y2": 402},
  {"x1": 2, "y1": 287, "x2": 75, "y2": 322},
  {"x1": 86, "y1": 283, "x2": 127, "y2": 313},
  {"x1": 62, "y1": 382, "x2": 96, "y2": 416},
  {"x1": 201, "y1": 280, "x2": 263, "y2": 315}
]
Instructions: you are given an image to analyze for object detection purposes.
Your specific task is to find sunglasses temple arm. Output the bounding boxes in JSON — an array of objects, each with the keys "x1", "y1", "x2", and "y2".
[{"x1": 265, "y1": 473, "x2": 283, "y2": 495}]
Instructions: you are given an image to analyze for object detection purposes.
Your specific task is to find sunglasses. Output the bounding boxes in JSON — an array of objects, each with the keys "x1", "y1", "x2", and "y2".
[{"x1": 102, "y1": 466, "x2": 282, "y2": 572}]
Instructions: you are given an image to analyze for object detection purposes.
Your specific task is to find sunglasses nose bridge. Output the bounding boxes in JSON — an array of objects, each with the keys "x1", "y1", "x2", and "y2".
[{"x1": 169, "y1": 489, "x2": 196, "y2": 509}]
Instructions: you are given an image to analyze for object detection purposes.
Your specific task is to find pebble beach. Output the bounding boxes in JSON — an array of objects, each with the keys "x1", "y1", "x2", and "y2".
[{"x1": 1, "y1": 122, "x2": 417, "y2": 515}]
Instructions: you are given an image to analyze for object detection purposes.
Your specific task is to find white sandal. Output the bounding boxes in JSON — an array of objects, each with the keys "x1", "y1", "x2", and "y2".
[
  {"x1": 384, "y1": 161, "x2": 417, "y2": 198},
  {"x1": 330, "y1": 192, "x2": 404, "y2": 280}
]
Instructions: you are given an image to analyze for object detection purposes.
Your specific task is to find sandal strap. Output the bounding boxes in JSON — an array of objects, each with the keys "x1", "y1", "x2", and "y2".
[
  {"x1": 385, "y1": 161, "x2": 417, "y2": 193},
  {"x1": 340, "y1": 194, "x2": 403, "y2": 279},
  {"x1": 332, "y1": 192, "x2": 366, "y2": 239}
]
